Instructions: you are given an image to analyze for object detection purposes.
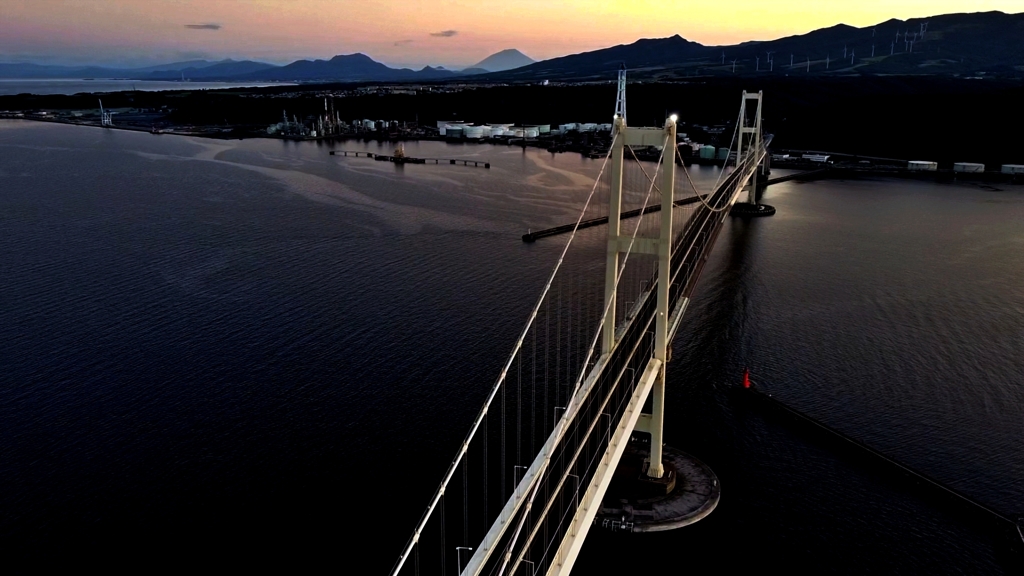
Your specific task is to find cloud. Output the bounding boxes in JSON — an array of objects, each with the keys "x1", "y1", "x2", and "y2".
[
  {"x1": 430, "y1": 30, "x2": 458, "y2": 38},
  {"x1": 185, "y1": 23, "x2": 222, "y2": 30},
  {"x1": 394, "y1": 39, "x2": 414, "y2": 46}
]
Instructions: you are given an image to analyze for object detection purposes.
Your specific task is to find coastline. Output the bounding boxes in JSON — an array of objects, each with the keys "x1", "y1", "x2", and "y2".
[{"x1": 3, "y1": 116, "x2": 1022, "y2": 186}]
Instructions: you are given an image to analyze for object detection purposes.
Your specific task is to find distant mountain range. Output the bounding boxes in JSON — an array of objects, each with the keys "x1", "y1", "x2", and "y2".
[
  {"x1": 0, "y1": 48, "x2": 536, "y2": 84},
  {"x1": 1, "y1": 11, "x2": 1021, "y2": 85},
  {"x1": 486, "y1": 11, "x2": 1024, "y2": 80}
]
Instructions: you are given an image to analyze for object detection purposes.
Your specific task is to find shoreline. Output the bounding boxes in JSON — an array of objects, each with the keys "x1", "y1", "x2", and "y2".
[{"x1": 4, "y1": 116, "x2": 1022, "y2": 185}]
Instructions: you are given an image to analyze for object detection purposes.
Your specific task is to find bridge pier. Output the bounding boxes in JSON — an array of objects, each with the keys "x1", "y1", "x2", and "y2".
[{"x1": 596, "y1": 443, "x2": 720, "y2": 533}]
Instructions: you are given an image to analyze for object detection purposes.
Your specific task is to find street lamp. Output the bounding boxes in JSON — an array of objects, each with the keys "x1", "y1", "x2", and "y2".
[{"x1": 456, "y1": 547, "x2": 474, "y2": 573}]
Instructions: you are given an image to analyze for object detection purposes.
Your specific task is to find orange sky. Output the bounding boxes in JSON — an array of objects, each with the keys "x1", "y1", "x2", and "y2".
[{"x1": 2, "y1": 1, "x2": 1022, "y2": 68}]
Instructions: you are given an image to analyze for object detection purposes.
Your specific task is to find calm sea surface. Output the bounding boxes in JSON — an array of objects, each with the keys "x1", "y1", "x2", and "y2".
[
  {"x1": 0, "y1": 79, "x2": 293, "y2": 96},
  {"x1": 1, "y1": 121, "x2": 1022, "y2": 572}
]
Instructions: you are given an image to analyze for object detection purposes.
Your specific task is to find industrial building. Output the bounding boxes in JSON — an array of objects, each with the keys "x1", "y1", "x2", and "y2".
[
  {"x1": 954, "y1": 162, "x2": 986, "y2": 173},
  {"x1": 908, "y1": 160, "x2": 938, "y2": 172}
]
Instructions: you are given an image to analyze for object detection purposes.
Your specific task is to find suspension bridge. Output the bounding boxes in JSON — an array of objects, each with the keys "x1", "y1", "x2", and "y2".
[{"x1": 390, "y1": 78, "x2": 771, "y2": 575}]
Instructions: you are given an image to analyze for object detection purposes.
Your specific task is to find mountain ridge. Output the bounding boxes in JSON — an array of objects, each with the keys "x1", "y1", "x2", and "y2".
[
  {"x1": 485, "y1": 10, "x2": 1024, "y2": 80},
  {"x1": 1, "y1": 11, "x2": 1022, "y2": 83}
]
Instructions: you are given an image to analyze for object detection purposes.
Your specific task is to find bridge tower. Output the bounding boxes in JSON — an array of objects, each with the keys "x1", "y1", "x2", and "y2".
[
  {"x1": 614, "y1": 65, "x2": 627, "y2": 123},
  {"x1": 603, "y1": 114, "x2": 677, "y2": 478},
  {"x1": 732, "y1": 91, "x2": 775, "y2": 216},
  {"x1": 737, "y1": 91, "x2": 763, "y2": 204}
]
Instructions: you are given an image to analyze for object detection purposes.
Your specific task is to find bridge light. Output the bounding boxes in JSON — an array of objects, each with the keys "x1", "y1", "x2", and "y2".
[{"x1": 669, "y1": 114, "x2": 678, "y2": 123}]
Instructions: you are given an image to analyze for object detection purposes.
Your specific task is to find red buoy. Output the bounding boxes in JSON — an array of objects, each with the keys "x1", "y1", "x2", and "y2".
[{"x1": 743, "y1": 369, "x2": 751, "y2": 389}]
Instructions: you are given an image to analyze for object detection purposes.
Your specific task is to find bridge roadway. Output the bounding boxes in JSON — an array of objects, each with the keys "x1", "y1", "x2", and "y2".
[{"x1": 468, "y1": 144, "x2": 766, "y2": 576}]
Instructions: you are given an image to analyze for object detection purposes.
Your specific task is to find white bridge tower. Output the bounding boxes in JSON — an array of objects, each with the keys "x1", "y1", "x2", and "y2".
[
  {"x1": 604, "y1": 112, "x2": 677, "y2": 478},
  {"x1": 614, "y1": 64, "x2": 627, "y2": 123}
]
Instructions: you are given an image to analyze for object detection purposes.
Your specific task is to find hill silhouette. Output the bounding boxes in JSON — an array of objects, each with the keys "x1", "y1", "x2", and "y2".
[{"x1": 486, "y1": 11, "x2": 1024, "y2": 80}]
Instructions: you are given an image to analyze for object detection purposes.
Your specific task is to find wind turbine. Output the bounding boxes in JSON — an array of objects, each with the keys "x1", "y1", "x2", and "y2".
[
  {"x1": 756, "y1": 56, "x2": 760, "y2": 72},
  {"x1": 731, "y1": 59, "x2": 738, "y2": 73},
  {"x1": 806, "y1": 56, "x2": 810, "y2": 72}
]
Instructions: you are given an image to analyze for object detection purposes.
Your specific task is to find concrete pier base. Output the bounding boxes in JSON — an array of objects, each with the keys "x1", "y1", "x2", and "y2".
[
  {"x1": 595, "y1": 442, "x2": 720, "y2": 533},
  {"x1": 731, "y1": 202, "x2": 776, "y2": 217}
]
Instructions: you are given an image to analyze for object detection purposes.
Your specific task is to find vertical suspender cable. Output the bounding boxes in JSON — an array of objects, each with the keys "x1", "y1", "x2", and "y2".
[
  {"x1": 517, "y1": 353, "x2": 522, "y2": 468},
  {"x1": 463, "y1": 456, "x2": 469, "y2": 547},
  {"x1": 532, "y1": 325, "x2": 537, "y2": 455},
  {"x1": 555, "y1": 278, "x2": 562, "y2": 412},
  {"x1": 501, "y1": 376, "x2": 506, "y2": 500},
  {"x1": 544, "y1": 302, "x2": 550, "y2": 438},
  {"x1": 483, "y1": 413, "x2": 488, "y2": 530},
  {"x1": 440, "y1": 493, "x2": 446, "y2": 575},
  {"x1": 566, "y1": 277, "x2": 571, "y2": 403}
]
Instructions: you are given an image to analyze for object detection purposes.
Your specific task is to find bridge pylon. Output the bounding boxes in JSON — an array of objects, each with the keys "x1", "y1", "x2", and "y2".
[
  {"x1": 732, "y1": 90, "x2": 776, "y2": 217},
  {"x1": 603, "y1": 115, "x2": 677, "y2": 478},
  {"x1": 614, "y1": 65, "x2": 627, "y2": 123},
  {"x1": 737, "y1": 91, "x2": 763, "y2": 205}
]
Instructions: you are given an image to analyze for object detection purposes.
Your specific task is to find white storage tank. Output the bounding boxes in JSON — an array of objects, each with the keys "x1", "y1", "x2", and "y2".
[
  {"x1": 439, "y1": 126, "x2": 447, "y2": 136},
  {"x1": 599, "y1": 123, "x2": 613, "y2": 132},
  {"x1": 362, "y1": 120, "x2": 376, "y2": 130},
  {"x1": 560, "y1": 123, "x2": 577, "y2": 132},
  {"x1": 525, "y1": 128, "x2": 539, "y2": 138},
  {"x1": 580, "y1": 123, "x2": 598, "y2": 132},
  {"x1": 464, "y1": 126, "x2": 484, "y2": 139},
  {"x1": 446, "y1": 126, "x2": 464, "y2": 138},
  {"x1": 512, "y1": 129, "x2": 525, "y2": 138},
  {"x1": 954, "y1": 162, "x2": 985, "y2": 173},
  {"x1": 480, "y1": 126, "x2": 493, "y2": 137},
  {"x1": 699, "y1": 145, "x2": 717, "y2": 160},
  {"x1": 908, "y1": 161, "x2": 938, "y2": 172},
  {"x1": 536, "y1": 125, "x2": 551, "y2": 134},
  {"x1": 1001, "y1": 164, "x2": 1024, "y2": 174}
]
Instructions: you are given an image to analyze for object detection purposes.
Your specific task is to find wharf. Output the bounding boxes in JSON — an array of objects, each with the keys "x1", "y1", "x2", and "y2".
[
  {"x1": 522, "y1": 196, "x2": 708, "y2": 243},
  {"x1": 330, "y1": 150, "x2": 489, "y2": 168},
  {"x1": 764, "y1": 168, "x2": 829, "y2": 186}
]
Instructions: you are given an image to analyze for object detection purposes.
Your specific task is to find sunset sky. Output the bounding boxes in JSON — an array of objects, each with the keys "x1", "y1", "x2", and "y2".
[{"x1": 2, "y1": 1, "x2": 1022, "y2": 69}]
